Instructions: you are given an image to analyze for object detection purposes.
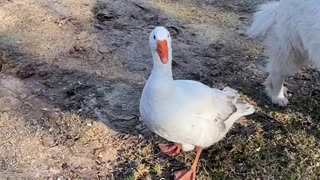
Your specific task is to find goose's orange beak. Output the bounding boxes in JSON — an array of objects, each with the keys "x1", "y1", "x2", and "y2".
[{"x1": 156, "y1": 40, "x2": 168, "y2": 64}]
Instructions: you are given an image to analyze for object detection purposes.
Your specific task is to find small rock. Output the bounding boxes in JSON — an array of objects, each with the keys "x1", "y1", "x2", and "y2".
[{"x1": 96, "y1": 10, "x2": 115, "y2": 22}]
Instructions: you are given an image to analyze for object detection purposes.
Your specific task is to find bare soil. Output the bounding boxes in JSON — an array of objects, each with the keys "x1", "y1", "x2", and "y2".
[{"x1": 0, "y1": 0, "x2": 319, "y2": 179}]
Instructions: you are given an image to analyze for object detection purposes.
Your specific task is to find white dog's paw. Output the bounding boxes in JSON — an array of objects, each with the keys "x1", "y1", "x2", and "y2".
[
  {"x1": 264, "y1": 83, "x2": 290, "y2": 107},
  {"x1": 270, "y1": 96, "x2": 289, "y2": 107}
]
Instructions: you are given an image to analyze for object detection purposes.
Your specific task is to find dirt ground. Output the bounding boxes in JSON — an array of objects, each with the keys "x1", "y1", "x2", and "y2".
[{"x1": 0, "y1": 0, "x2": 319, "y2": 179}]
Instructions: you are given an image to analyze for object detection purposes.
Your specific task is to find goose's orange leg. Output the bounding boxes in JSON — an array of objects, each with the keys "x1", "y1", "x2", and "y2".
[
  {"x1": 159, "y1": 143, "x2": 181, "y2": 156},
  {"x1": 175, "y1": 146, "x2": 203, "y2": 180}
]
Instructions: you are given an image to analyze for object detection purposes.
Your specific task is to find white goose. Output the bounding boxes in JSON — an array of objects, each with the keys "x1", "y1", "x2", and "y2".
[{"x1": 139, "y1": 26, "x2": 255, "y2": 180}]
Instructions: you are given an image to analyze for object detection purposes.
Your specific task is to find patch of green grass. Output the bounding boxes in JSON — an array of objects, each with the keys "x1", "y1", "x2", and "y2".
[{"x1": 151, "y1": 164, "x2": 163, "y2": 177}]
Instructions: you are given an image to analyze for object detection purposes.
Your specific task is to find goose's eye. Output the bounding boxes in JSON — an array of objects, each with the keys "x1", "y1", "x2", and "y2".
[
  {"x1": 153, "y1": 35, "x2": 156, "y2": 40},
  {"x1": 168, "y1": 34, "x2": 170, "y2": 38}
]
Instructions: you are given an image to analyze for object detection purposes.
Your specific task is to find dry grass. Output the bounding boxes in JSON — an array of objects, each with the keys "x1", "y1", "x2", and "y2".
[{"x1": 146, "y1": 0, "x2": 239, "y2": 27}]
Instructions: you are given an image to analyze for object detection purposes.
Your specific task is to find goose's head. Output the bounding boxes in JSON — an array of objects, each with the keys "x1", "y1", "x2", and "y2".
[{"x1": 149, "y1": 26, "x2": 172, "y2": 65}]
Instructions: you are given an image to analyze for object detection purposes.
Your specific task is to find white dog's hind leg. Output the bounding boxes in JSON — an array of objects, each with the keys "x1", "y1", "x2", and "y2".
[{"x1": 264, "y1": 45, "x2": 305, "y2": 107}]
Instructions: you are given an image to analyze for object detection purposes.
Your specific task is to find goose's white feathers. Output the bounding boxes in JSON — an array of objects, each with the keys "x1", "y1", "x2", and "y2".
[{"x1": 140, "y1": 26, "x2": 255, "y2": 151}]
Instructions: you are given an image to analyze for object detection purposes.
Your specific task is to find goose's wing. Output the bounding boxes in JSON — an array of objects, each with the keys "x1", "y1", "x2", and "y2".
[{"x1": 173, "y1": 80, "x2": 236, "y2": 121}]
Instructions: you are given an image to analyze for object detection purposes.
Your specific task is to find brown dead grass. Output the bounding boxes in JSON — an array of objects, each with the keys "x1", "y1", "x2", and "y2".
[{"x1": 0, "y1": 112, "x2": 117, "y2": 179}]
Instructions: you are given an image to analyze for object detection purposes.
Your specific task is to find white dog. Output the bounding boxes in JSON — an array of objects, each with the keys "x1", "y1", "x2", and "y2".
[{"x1": 246, "y1": 0, "x2": 320, "y2": 106}]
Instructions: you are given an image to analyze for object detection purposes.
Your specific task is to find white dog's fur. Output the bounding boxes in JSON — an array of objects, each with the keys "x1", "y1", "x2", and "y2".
[{"x1": 246, "y1": 0, "x2": 320, "y2": 106}]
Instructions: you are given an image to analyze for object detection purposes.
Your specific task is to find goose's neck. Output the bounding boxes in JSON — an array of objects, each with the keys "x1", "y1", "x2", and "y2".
[
  {"x1": 147, "y1": 51, "x2": 174, "y2": 96},
  {"x1": 150, "y1": 51, "x2": 173, "y2": 81},
  {"x1": 151, "y1": 64, "x2": 173, "y2": 81}
]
